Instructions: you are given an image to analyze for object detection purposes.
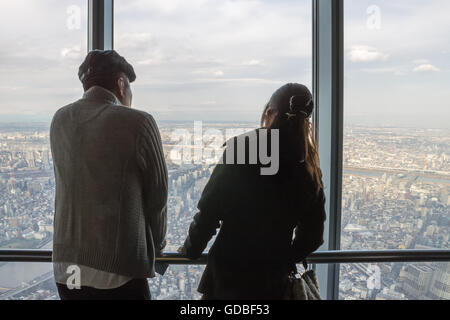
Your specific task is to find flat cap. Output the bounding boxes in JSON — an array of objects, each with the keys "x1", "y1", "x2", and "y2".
[{"x1": 78, "y1": 50, "x2": 136, "y2": 84}]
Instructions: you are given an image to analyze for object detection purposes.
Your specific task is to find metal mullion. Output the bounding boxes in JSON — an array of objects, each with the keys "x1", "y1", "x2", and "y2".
[
  {"x1": 313, "y1": 0, "x2": 344, "y2": 300},
  {"x1": 88, "y1": 0, "x2": 114, "y2": 51}
]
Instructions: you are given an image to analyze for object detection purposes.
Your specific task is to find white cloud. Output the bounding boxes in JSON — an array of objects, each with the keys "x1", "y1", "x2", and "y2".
[
  {"x1": 413, "y1": 59, "x2": 430, "y2": 65},
  {"x1": 0, "y1": 86, "x2": 26, "y2": 91},
  {"x1": 348, "y1": 45, "x2": 389, "y2": 63},
  {"x1": 192, "y1": 77, "x2": 284, "y2": 85},
  {"x1": 192, "y1": 69, "x2": 226, "y2": 77},
  {"x1": 121, "y1": 0, "x2": 210, "y2": 15},
  {"x1": 243, "y1": 59, "x2": 262, "y2": 66},
  {"x1": 413, "y1": 64, "x2": 440, "y2": 73},
  {"x1": 218, "y1": 0, "x2": 262, "y2": 20},
  {"x1": 360, "y1": 67, "x2": 406, "y2": 76},
  {"x1": 60, "y1": 46, "x2": 81, "y2": 59},
  {"x1": 200, "y1": 101, "x2": 217, "y2": 105},
  {"x1": 137, "y1": 52, "x2": 165, "y2": 66},
  {"x1": 116, "y1": 33, "x2": 155, "y2": 51},
  {"x1": 137, "y1": 59, "x2": 157, "y2": 65}
]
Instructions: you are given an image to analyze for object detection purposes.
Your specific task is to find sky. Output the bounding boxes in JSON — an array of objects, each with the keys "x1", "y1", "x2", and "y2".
[{"x1": 0, "y1": 0, "x2": 449, "y2": 128}]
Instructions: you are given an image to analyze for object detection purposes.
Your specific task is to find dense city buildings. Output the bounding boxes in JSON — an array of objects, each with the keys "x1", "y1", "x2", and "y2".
[
  {"x1": 340, "y1": 126, "x2": 449, "y2": 300},
  {"x1": 0, "y1": 122, "x2": 448, "y2": 300}
]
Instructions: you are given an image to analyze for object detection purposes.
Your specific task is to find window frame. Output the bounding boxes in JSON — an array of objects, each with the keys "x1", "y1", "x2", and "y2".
[
  {"x1": 88, "y1": 0, "x2": 113, "y2": 51},
  {"x1": 90, "y1": 0, "x2": 349, "y2": 300},
  {"x1": 312, "y1": 0, "x2": 344, "y2": 300}
]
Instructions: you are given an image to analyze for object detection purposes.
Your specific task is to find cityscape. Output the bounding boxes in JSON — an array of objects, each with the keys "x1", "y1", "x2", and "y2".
[
  {"x1": 0, "y1": 122, "x2": 448, "y2": 300},
  {"x1": 339, "y1": 127, "x2": 449, "y2": 300}
]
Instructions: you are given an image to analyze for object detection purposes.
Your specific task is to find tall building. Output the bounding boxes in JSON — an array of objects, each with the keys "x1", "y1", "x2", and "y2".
[
  {"x1": 428, "y1": 263, "x2": 450, "y2": 300},
  {"x1": 399, "y1": 264, "x2": 435, "y2": 299},
  {"x1": 25, "y1": 150, "x2": 35, "y2": 168}
]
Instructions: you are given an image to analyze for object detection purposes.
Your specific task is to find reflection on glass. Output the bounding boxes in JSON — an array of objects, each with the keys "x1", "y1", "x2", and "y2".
[
  {"x1": 339, "y1": 262, "x2": 449, "y2": 300},
  {"x1": 0, "y1": 262, "x2": 56, "y2": 300}
]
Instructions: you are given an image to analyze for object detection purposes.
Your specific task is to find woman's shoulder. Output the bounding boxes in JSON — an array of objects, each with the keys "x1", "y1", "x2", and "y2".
[
  {"x1": 222, "y1": 128, "x2": 260, "y2": 149},
  {"x1": 220, "y1": 128, "x2": 270, "y2": 166}
]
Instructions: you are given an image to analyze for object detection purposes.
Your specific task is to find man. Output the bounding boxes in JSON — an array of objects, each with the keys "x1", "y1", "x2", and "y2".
[{"x1": 50, "y1": 50, "x2": 168, "y2": 300}]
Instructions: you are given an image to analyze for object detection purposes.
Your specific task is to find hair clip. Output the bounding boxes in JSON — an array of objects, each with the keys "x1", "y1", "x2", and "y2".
[
  {"x1": 303, "y1": 97, "x2": 314, "y2": 118},
  {"x1": 285, "y1": 112, "x2": 297, "y2": 120},
  {"x1": 288, "y1": 95, "x2": 312, "y2": 119},
  {"x1": 299, "y1": 111, "x2": 310, "y2": 117},
  {"x1": 289, "y1": 96, "x2": 301, "y2": 113}
]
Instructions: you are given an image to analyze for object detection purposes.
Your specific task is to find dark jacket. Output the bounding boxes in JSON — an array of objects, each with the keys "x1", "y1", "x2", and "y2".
[
  {"x1": 183, "y1": 129, "x2": 326, "y2": 299},
  {"x1": 50, "y1": 86, "x2": 168, "y2": 278}
]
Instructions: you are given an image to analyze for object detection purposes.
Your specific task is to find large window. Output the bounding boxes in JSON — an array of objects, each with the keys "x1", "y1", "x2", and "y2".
[
  {"x1": 114, "y1": 0, "x2": 312, "y2": 300},
  {"x1": 0, "y1": 0, "x2": 87, "y2": 299},
  {"x1": 0, "y1": 0, "x2": 312, "y2": 300},
  {"x1": 1, "y1": 0, "x2": 448, "y2": 301},
  {"x1": 340, "y1": 0, "x2": 450, "y2": 300}
]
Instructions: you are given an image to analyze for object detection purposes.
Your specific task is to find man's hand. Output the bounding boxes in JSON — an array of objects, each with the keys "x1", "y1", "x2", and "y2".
[{"x1": 177, "y1": 246, "x2": 187, "y2": 256}]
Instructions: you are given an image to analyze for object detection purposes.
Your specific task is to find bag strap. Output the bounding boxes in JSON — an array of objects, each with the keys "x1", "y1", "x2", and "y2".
[
  {"x1": 289, "y1": 260, "x2": 309, "y2": 277},
  {"x1": 302, "y1": 260, "x2": 309, "y2": 271}
]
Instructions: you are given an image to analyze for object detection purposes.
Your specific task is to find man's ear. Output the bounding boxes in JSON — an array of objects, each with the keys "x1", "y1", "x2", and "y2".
[{"x1": 117, "y1": 77, "x2": 126, "y2": 97}]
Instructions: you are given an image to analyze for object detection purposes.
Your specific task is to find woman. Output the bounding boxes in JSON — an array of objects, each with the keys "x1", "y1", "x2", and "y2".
[{"x1": 179, "y1": 83, "x2": 326, "y2": 300}]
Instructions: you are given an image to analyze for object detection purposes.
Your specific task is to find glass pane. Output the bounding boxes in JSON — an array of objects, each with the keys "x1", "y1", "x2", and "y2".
[
  {"x1": 151, "y1": 265, "x2": 205, "y2": 300},
  {"x1": 339, "y1": 262, "x2": 450, "y2": 300},
  {"x1": 0, "y1": 262, "x2": 57, "y2": 300},
  {"x1": 0, "y1": 1, "x2": 87, "y2": 249},
  {"x1": 115, "y1": 0, "x2": 313, "y2": 251},
  {"x1": 0, "y1": 262, "x2": 205, "y2": 300},
  {"x1": 341, "y1": 0, "x2": 450, "y2": 299},
  {"x1": 342, "y1": 1, "x2": 450, "y2": 250}
]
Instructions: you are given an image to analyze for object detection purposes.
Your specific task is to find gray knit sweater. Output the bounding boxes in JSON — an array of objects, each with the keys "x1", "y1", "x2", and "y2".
[{"x1": 50, "y1": 86, "x2": 168, "y2": 278}]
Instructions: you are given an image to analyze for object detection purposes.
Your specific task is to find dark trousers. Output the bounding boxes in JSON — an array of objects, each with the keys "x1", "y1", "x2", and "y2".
[{"x1": 56, "y1": 279, "x2": 151, "y2": 300}]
